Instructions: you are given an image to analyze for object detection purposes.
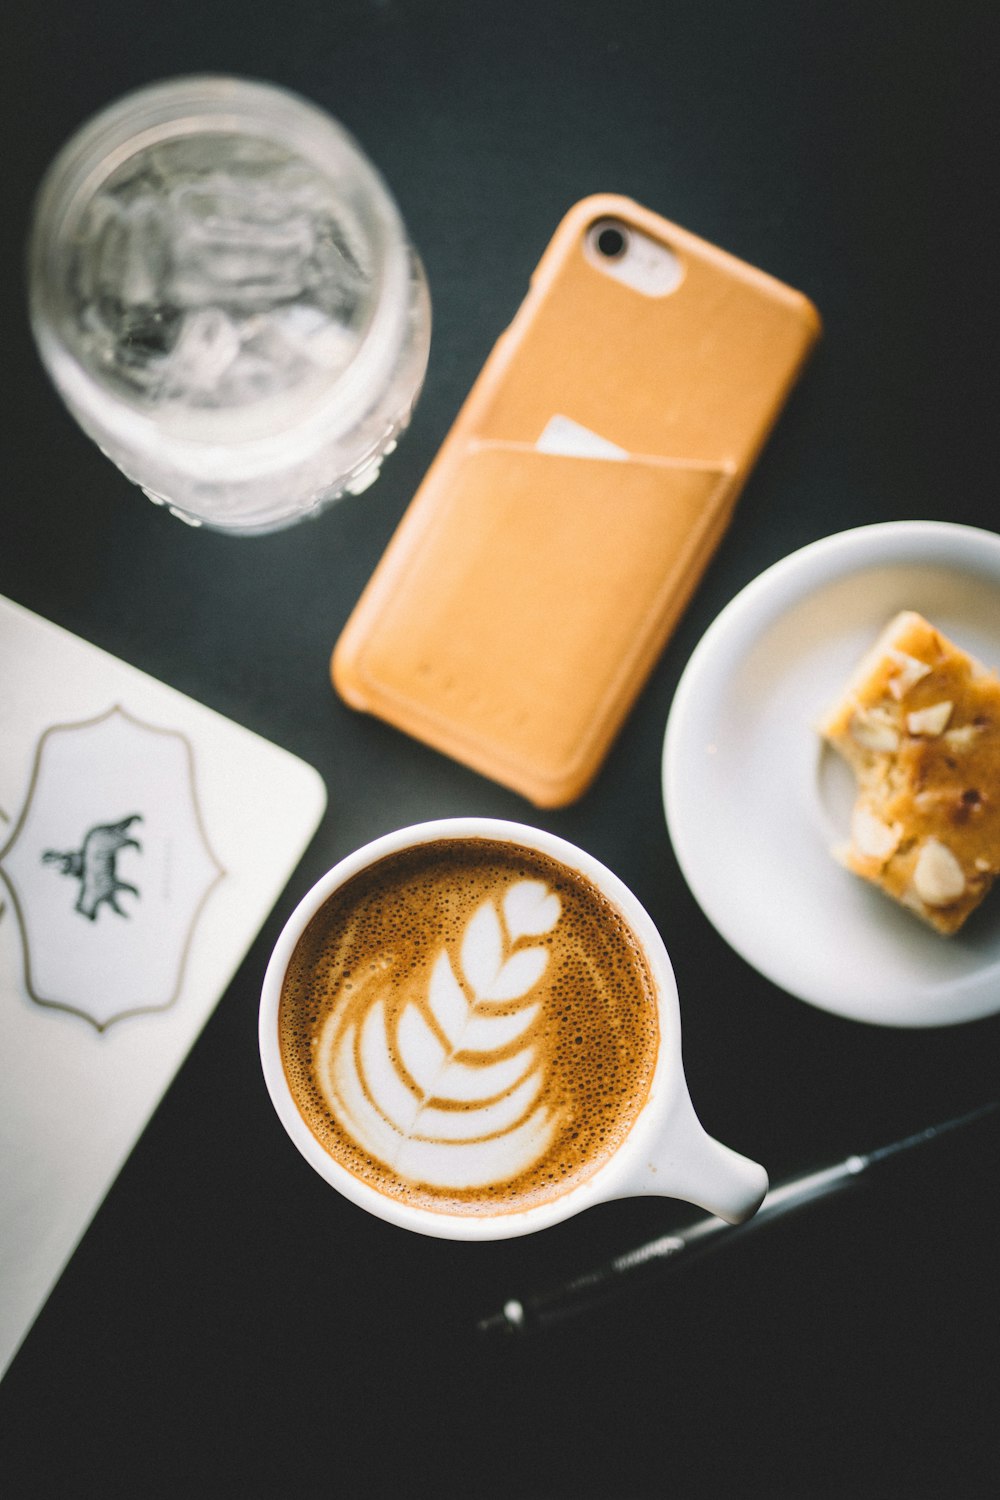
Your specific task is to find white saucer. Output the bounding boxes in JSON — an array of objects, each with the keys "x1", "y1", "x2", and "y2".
[{"x1": 662, "y1": 521, "x2": 1000, "y2": 1027}]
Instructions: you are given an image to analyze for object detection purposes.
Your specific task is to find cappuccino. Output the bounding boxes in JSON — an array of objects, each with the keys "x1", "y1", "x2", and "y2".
[{"x1": 278, "y1": 837, "x2": 658, "y2": 1216}]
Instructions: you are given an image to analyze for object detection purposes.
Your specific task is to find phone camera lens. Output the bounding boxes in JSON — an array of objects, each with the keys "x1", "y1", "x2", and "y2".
[{"x1": 595, "y1": 224, "x2": 628, "y2": 260}]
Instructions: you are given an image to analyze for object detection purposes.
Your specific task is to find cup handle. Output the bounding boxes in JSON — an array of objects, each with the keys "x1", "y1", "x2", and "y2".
[{"x1": 616, "y1": 1092, "x2": 768, "y2": 1225}]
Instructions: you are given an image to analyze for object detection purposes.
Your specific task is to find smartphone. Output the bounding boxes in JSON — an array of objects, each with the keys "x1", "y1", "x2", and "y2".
[{"x1": 332, "y1": 195, "x2": 820, "y2": 806}]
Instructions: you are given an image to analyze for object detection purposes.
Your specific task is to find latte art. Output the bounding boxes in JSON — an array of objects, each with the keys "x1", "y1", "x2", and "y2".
[
  {"x1": 278, "y1": 839, "x2": 658, "y2": 1215},
  {"x1": 317, "y1": 881, "x2": 561, "y2": 1189}
]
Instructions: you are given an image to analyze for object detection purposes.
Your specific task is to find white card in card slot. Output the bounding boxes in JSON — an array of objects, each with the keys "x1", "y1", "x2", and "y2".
[{"x1": 535, "y1": 415, "x2": 629, "y2": 461}]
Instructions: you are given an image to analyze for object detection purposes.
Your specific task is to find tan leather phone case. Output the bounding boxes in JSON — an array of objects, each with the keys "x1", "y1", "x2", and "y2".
[{"x1": 333, "y1": 195, "x2": 820, "y2": 805}]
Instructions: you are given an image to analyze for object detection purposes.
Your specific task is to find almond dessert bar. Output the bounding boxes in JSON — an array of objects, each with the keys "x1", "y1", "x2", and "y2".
[{"x1": 819, "y1": 611, "x2": 1000, "y2": 934}]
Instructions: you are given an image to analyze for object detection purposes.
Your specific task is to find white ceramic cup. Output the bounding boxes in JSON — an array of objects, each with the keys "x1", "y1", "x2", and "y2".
[{"x1": 259, "y1": 818, "x2": 768, "y2": 1240}]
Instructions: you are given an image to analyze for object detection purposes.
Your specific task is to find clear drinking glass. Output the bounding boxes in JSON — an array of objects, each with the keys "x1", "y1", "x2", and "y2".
[{"x1": 27, "y1": 77, "x2": 431, "y2": 534}]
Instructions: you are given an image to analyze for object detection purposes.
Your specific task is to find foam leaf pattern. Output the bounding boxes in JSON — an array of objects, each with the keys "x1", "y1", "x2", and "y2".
[
  {"x1": 503, "y1": 879, "x2": 562, "y2": 939},
  {"x1": 315, "y1": 880, "x2": 564, "y2": 1190},
  {"x1": 480, "y1": 946, "x2": 549, "y2": 1002},
  {"x1": 460, "y1": 901, "x2": 504, "y2": 993}
]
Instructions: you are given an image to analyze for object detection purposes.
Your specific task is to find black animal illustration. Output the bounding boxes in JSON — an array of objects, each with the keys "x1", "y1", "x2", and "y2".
[{"x1": 43, "y1": 814, "x2": 143, "y2": 920}]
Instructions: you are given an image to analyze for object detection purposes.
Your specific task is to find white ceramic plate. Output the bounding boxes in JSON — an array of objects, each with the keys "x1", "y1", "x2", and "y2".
[{"x1": 662, "y1": 521, "x2": 1000, "y2": 1027}]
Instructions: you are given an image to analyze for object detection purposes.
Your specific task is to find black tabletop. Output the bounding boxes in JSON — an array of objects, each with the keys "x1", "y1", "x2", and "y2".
[{"x1": 2, "y1": 3, "x2": 998, "y2": 1497}]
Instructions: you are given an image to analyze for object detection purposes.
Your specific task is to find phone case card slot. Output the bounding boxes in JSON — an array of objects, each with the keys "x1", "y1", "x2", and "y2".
[{"x1": 333, "y1": 445, "x2": 732, "y2": 805}]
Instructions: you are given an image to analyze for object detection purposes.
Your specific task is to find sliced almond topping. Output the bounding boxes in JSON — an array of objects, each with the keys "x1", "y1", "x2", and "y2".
[
  {"x1": 887, "y1": 649, "x2": 932, "y2": 700},
  {"x1": 943, "y1": 724, "x2": 980, "y2": 750},
  {"x1": 912, "y1": 839, "x2": 966, "y2": 906},
  {"x1": 850, "y1": 805, "x2": 901, "y2": 862},
  {"x1": 906, "y1": 700, "x2": 953, "y2": 736},
  {"x1": 849, "y1": 706, "x2": 900, "y2": 752}
]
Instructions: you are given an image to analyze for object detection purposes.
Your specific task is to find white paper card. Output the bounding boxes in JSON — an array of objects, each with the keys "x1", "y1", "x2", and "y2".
[
  {"x1": 535, "y1": 414, "x2": 629, "y2": 461},
  {"x1": 0, "y1": 595, "x2": 326, "y2": 1378}
]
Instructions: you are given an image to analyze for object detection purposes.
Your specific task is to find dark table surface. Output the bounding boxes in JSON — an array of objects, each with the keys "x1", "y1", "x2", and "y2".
[{"x1": 2, "y1": 3, "x2": 998, "y2": 1496}]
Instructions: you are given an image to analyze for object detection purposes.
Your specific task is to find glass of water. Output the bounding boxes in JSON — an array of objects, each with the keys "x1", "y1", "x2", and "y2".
[{"x1": 28, "y1": 77, "x2": 431, "y2": 533}]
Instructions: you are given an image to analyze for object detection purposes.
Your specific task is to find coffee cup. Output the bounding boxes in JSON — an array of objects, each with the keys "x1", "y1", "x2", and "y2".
[{"x1": 259, "y1": 818, "x2": 767, "y2": 1240}]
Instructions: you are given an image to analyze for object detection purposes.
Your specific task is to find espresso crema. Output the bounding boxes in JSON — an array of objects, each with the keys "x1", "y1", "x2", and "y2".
[{"x1": 278, "y1": 838, "x2": 659, "y2": 1215}]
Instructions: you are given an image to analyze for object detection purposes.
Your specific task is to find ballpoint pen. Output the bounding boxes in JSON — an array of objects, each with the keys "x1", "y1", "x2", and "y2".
[{"x1": 476, "y1": 1100, "x2": 999, "y2": 1338}]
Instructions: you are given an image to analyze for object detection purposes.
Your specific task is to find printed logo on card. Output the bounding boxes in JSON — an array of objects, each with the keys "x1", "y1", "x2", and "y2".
[{"x1": 0, "y1": 706, "x2": 224, "y2": 1029}]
